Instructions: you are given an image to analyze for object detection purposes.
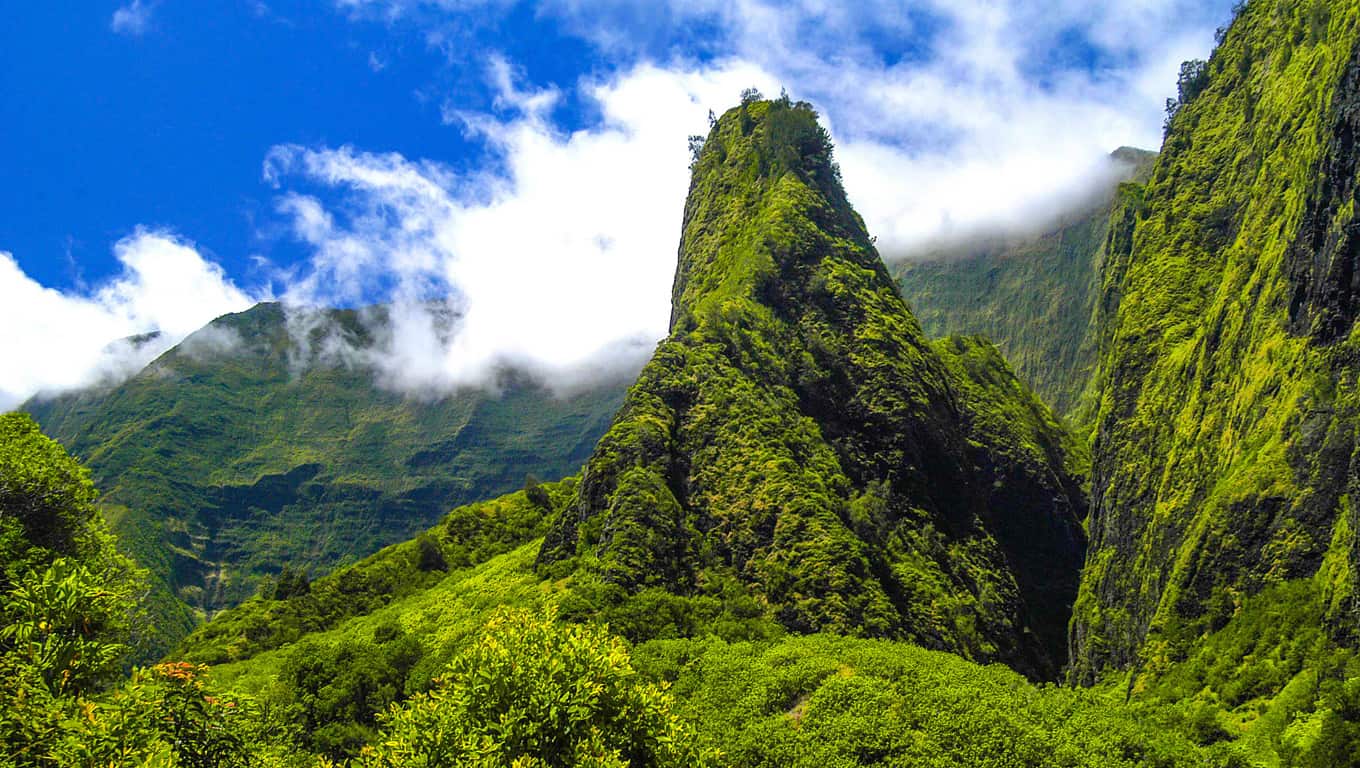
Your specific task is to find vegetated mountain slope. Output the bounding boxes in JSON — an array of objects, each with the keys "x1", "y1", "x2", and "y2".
[
  {"x1": 22, "y1": 302, "x2": 627, "y2": 656},
  {"x1": 1072, "y1": 0, "x2": 1360, "y2": 700},
  {"x1": 893, "y1": 148, "x2": 1156, "y2": 422},
  {"x1": 536, "y1": 97, "x2": 1087, "y2": 679},
  {"x1": 0, "y1": 409, "x2": 1306, "y2": 765},
  {"x1": 185, "y1": 479, "x2": 1220, "y2": 767},
  {"x1": 175, "y1": 476, "x2": 576, "y2": 667}
]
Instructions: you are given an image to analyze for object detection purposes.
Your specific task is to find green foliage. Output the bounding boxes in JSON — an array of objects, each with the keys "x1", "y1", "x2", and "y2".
[
  {"x1": 271, "y1": 565, "x2": 312, "y2": 600},
  {"x1": 0, "y1": 659, "x2": 306, "y2": 768},
  {"x1": 632, "y1": 633, "x2": 1233, "y2": 767},
  {"x1": 1126, "y1": 578, "x2": 1360, "y2": 766},
  {"x1": 1, "y1": 559, "x2": 132, "y2": 697},
  {"x1": 1164, "y1": 59, "x2": 1211, "y2": 135},
  {"x1": 559, "y1": 574, "x2": 783, "y2": 645},
  {"x1": 0, "y1": 413, "x2": 145, "y2": 700},
  {"x1": 280, "y1": 622, "x2": 423, "y2": 759},
  {"x1": 415, "y1": 534, "x2": 447, "y2": 572},
  {"x1": 202, "y1": 539, "x2": 559, "y2": 699},
  {"x1": 0, "y1": 413, "x2": 101, "y2": 565},
  {"x1": 0, "y1": 418, "x2": 300, "y2": 767},
  {"x1": 354, "y1": 608, "x2": 717, "y2": 768},
  {"x1": 175, "y1": 479, "x2": 572, "y2": 665},
  {"x1": 75, "y1": 662, "x2": 254, "y2": 768}
]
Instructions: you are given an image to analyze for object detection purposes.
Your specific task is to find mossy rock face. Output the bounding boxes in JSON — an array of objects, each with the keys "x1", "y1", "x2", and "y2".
[
  {"x1": 538, "y1": 97, "x2": 1087, "y2": 679},
  {"x1": 1072, "y1": 0, "x2": 1360, "y2": 685}
]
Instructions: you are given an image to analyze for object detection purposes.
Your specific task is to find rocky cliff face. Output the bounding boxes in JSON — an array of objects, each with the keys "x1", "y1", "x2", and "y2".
[
  {"x1": 537, "y1": 97, "x2": 1087, "y2": 678},
  {"x1": 1072, "y1": 0, "x2": 1360, "y2": 685}
]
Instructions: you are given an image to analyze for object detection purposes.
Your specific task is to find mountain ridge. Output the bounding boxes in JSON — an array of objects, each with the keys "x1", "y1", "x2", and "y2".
[{"x1": 22, "y1": 301, "x2": 628, "y2": 658}]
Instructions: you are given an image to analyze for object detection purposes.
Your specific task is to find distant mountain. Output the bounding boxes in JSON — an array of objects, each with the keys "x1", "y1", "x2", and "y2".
[
  {"x1": 536, "y1": 96, "x2": 1088, "y2": 679},
  {"x1": 893, "y1": 147, "x2": 1156, "y2": 423},
  {"x1": 23, "y1": 302, "x2": 628, "y2": 656}
]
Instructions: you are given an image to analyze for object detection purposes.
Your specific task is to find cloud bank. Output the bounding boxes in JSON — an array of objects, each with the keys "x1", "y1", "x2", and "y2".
[
  {"x1": 339, "y1": 0, "x2": 1230, "y2": 254},
  {"x1": 538, "y1": 0, "x2": 1225, "y2": 257},
  {"x1": 8, "y1": 1, "x2": 1238, "y2": 406},
  {"x1": 0, "y1": 230, "x2": 256, "y2": 409},
  {"x1": 264, "y1": 60, "x2": 779, "y2": 394}
]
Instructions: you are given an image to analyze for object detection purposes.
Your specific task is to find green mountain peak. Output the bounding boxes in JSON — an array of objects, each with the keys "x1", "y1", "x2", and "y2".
[
  {"x1": 538, "y1": 97, "x2": 1087, "y2": 678},
  {"x1": 668, "y1": 97, "x2": 876, "y2": 325}
]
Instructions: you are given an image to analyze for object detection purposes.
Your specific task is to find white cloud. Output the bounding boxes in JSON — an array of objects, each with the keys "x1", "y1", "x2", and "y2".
[
  {"x1": 268, "y1": 0, "x2": 1235, "y2": 395},
  {"x1": 266, "y1": 60, "x2": 779, "y2": 395},
  {"x1": 532, "y1": 0, "x2": 1232, "y2": 258},
  {"x1": 0, "y1": 230, "x2": 258, "y2": 410},
  {"x1": 329, "y1": 1, "x2": 1233, "y2": 267},
  {"x1": 111, "y1": 0, "x2": 153, "y2": 36}
]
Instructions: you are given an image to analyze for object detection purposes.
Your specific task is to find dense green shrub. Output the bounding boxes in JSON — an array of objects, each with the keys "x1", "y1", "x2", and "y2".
[
  {"x1": 354, "y1": 608, "x2": 717, "y2": 767},
  {"x1": 0, "y1": 414, "x2": 296, "y2": 767},
  {"x1": 280, "y1": 622, "x2": 424, "y2": 759}
]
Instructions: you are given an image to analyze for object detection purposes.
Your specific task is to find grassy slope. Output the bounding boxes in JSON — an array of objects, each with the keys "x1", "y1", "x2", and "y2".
[
  {"x1": 893, "y1": 148, "x2": 1155, "y2": 422},
  {"x1": 23, "y1": 303, "x2": 626, "y2": 657},
  {"x1": 206, "y1": 542, "x2": 557, "y2": 696},
  {"x1": 175, "y1": 477, "x2": 576, "y2": 666}
]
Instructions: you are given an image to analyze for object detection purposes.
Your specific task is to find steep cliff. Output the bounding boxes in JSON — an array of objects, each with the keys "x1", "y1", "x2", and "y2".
[{"x1": 1072, "y1": 0, "x2": 1360, "y2": 687}]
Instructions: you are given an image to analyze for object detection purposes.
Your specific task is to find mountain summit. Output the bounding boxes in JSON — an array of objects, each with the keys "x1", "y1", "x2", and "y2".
[{"x1": 538, "y1": 96, "x2": 1087, "y2": 678}]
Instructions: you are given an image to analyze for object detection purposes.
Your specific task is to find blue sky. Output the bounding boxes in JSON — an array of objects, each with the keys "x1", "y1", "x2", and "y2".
[{"x1": 1, "y1": 0, "x2": 1237, "y2": 407}]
